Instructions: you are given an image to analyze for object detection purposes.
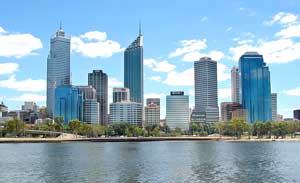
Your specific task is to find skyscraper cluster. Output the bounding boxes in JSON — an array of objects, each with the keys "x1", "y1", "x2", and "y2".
[{"x1": 45, "y1": 25, "x2": 277, "y2": 129}]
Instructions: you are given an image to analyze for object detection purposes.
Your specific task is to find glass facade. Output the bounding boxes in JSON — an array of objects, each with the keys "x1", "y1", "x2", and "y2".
[
  {"x1": 109, "y1": 102, "x2": 143, "y2": 126},
  {"x1": 124, "y1": 32, "x2": 143, "y2": 104},
  {"x1": 47, "y1": 28, "x2": 71, "y2": 118},
  {"x1": 54, "y1": 85, "x2": 84, "y2": 125},
  {"x1": 88, "y1": 70, "x2": 108, "y2": 125},
  {"x1": 166, "y1": 91, "x2": 190, "y2": 131},
  {"x1": 194, "y1": 57, "x2": 219, "y2": 123},
  {"x1": 239, "y1": 52, "x2": 271, "y2": 123}
]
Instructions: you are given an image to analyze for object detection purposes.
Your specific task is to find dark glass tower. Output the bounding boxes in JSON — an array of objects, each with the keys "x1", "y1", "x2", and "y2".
[
  {"x1": 239, "y1": 52, "x2": 271, "y2": 123},
  {"x1": 88, "y1": 70, "x2": 108, "y2": 125},
  {"x1": 124, "y1": 27, "x2": 143, "y2": 104}
]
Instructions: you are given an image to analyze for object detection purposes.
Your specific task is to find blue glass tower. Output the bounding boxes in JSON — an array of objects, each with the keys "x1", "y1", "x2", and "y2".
[
  {"x1": 47, "y1": 26, "x2": 71, "y2": 118},
  {"x1": 54, "y1": 85, "x2": 84, "y2": 125},
  {"x1": 239, "y1": 52, "x2": 271, "y2": 123},
  {"x1": 124, "y1": 26, "x2": 143, "y2": 104}
]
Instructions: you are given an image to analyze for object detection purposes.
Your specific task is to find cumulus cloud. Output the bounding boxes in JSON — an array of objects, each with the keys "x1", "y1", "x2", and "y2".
[
  {"x1": 182, "y1": 50, "x2": 224, "y2": 62},
  {"x1": 71, "y1": 31, "x2": 123, "y2": 58},
  {"x1": 168, "y1": 39, "x2": 207, "y2": 58},
  {"x1": 0, "y1": 75, "x2": 46, "y2": 92},
  {"x1": 0, "y1": 26, "x2": 42, "y2": 58},
  {"x1": 8, "y1": 94, "x2": 46, "y2": 102},
  {"x1": 163, "y1": 68, "x2": 194, "y2": 86},
  {"x1": 144, "y1": 58, "x2": 176, "y2": 72},
  {"x1": 275, "y1": 24, "x2": 300, "y2": 38},
  {"x1": 283, "y1": 87, "x2": 300, "y2": 96},
  {"x1": 108, "y1": 77, "x2": 123, "y2": 104},
  {"x1": 264, "y1": 12, "x2": 298, "y2": 26},
  {"x1": 229, "y1": 38, "x2": 300, "y2": 64},
  {"x1": 0, "y1": 63, "x2": 19, "y2": 75},
  {"x1": 148, "y1": 76, "x2": 161, "y2": 82},
  {"x1": 218, "y1": 63, "x2": 230, "y2": 82},
  {"x1": 218, "y1": 88, "x2": 231, "y2": 99}
]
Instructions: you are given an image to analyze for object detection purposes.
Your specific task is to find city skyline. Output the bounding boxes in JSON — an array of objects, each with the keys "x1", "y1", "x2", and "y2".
[{"x1": 0, "y1": 0, "x2": 300, "y2": 118}]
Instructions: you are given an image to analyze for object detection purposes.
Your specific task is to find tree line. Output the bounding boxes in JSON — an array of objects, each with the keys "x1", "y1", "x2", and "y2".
[{"x1": 1, "y1": 117, "x2": 300, "y2": 139}]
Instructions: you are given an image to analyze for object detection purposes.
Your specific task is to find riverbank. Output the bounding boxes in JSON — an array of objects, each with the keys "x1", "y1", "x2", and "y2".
[{"x1": 1, "y1": 136, "x2": 300, "y2": 143}]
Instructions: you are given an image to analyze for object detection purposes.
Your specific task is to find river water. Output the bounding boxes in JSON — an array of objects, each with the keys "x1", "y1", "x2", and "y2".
[{"x1": 0, "y1": 141, "x2": 299, "y2": 183}]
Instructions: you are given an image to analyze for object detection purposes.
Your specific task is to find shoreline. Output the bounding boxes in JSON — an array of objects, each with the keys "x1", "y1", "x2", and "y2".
[{"x1": 1, "y1": 136, "x2": 300, "y2": 143}]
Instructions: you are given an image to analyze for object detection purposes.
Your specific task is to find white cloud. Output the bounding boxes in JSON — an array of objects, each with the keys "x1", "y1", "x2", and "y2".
[
  {"x1": 168, "y1": 39, "x2": 207, "y2": 58},
  {"x1": 0, "y1": 26, "x2": 5, "y2": 33},
  {"x1": 148, "y1": 76, "x2": 161, "y2": 82},
  {"x1": 163, "y1": 68, "x2": 194, "y2": 86},
  {"x1": 218, "y1": 88, "x2": 231, "y2": 99},
  {"x1": 8, "y1": 94, "x2": 46, "y2": 102},
  {"x1": 264, "y1": 12, "x2": 298, "y2": 26},
  {"x1": 144, "y1": 93, "x2": 166, "y2": 99},
  {"x1": 0, "y1": 63, "x2": 19, "y2": 75},
  {"x1": 0, "y1": 75, "x2": 46, "y2": 92},
  {"x1": 108, "y1": 77, "x2": 123, "y2": 104},
  {"x1": 275, "y1": 24, "x2": 300, "y2": 38},
  {"x1": 229, "y1": 38, "x2": 300, "y2": 64},
  {"x1": 182, "y1": 50, "x2": 224, "y2": 62},
  {"x1": 71, "y1": 31, "x2": 123, "y2": 58},
  {"x1": 0, "y1": 26, "x2": 42, "y2": 58},
  {"x1": 144, "y1": 58, "x2": 176, "y2": 72},
  {"x1": 237, "y1": 39, "x2": 253, "y2": 45},
  {"x1": 283, "y1": 87, "x2": 300, "y2": 96},
  {"x1": 218, "y1": 63, "x2": 230, "y2": 82},
  {"x1": 80, "y1": 31, "x2": 107, "y2": 41},
  {"x1": 189, "y1": 89, "x2": 195, "y2": 96}
]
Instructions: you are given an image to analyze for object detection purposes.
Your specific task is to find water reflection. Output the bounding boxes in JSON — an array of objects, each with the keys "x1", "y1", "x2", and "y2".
[{"x1": 0, "y1": 141, "x2": 300, "y2": 183}]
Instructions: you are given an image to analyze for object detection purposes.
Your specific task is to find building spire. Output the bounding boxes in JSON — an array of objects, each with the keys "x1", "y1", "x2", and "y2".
[
  {"x1": 60, "y1": 20, "x2": 62, "y2": 30},
  {"x1": 139, "y1": 20, "x2": 142, "y2": 36}
]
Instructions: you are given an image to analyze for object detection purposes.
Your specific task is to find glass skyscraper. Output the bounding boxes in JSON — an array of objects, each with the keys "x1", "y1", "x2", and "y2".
[
  {"x1": 47, "y1": 27, "x2": 71, "y2": 118},
  {"x1": 166, "y1": 91, "x2": 190, "y2": 131},
  {"x1": 88, "y1": 70, "x2": 108, "y2": 125},
  {"x1": 54, "y1": 85, "x2": 84, "y2": 126},
  {"x1": 193, "y1": 57, "x2": 219, "y2": 123},
  {"x1": 239, "y1": 52, "x2": 271, "y2": 123},
  {"x1": 124, "y1": 28, "x2": 143, "y2": 104}
]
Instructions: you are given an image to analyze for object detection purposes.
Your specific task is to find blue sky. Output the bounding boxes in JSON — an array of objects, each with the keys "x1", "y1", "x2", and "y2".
[{"x1": 0, "y1": 0, "x2": 300, "y2": 118}]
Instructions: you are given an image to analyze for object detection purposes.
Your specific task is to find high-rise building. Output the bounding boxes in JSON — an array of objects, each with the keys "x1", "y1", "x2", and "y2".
[
  {"x1": 232, "y1": 109, "x2": 248, "y2": 121},
  {"x1": 77, "y1": 86, "x2": 99, "y2": 124},
  {"x1": 22, "y1": 102, "x2": 39, "y2": 113},
  {"x1": 193, "y1": 57, "x2": 219, "y2": 123},
  {"x1": 54, "y1": 85, "x2": 84, "y2": 125},
  {"x1": 239, "y1": 52, "x2": 271, "y2": 123},
  {"x1": 231, "y1": 67, "x2": 240, "y2": 103},
  {"x1": 124, "y1": 27, "x2": 143, "y2": 104},
  {"x1": 221, "y1": 102, "x2": 244, "y2": 122},
  {"x1": 271, "y1": 93, "x2": 277, "y2": 121},
  {"x1": 88, "y1": 70, "x2": 108, "y2": 125},
  {"x1": 145, "y1": 98, "x2": 160, "y2": 126},
  {"x1": 166, "y1": 91, "x2": 190, "y2": 131},
  {"x1": 113, "y1": 88, "x2": 130, "y2": 103},
  {"x1": 146, "y1": 98, "x2": 160, "y2": 106},
  {"x1": 47, "y1": 26, "x2": 71, "y2": 118},
  {"x1": 109, "y1": 102, "x2": 143, "y2": 126},
  {"x1": 294, "y1": 109, "x2": 300, "y2": 120}
]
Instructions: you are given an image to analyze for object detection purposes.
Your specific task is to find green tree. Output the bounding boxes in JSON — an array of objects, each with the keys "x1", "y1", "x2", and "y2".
[
  {"x1": 4, "y1": 118, "x2": 25, "y2": 136},
  {"x1": 229, "y1": 118, "x2": 248, "y2": 138},
  {"x1": 68, "y1": 119, "x2": 81, "y2": 137}
]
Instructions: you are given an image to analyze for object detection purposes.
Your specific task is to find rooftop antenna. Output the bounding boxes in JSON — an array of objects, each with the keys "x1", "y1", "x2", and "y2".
[
  {"x1": 60, "y1": 20, "x2": 62, "y2": 30},
  {"x1": 139, "y1": 20, "x2": 142, "y2": 35}
]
